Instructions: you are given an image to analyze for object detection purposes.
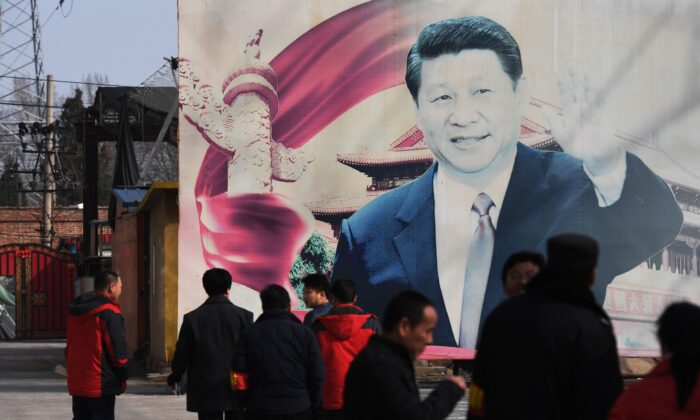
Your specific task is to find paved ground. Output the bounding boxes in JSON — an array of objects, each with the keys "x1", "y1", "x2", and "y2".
[
  {"x1": 0, "y1": 340, "x2": 195, "y2": 419},
  {"x1": 0, "y1": 340, "x2": 467, "y2": 419}
]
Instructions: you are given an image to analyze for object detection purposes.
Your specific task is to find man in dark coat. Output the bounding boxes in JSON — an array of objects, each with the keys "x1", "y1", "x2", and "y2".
[
  {"x1": 168, "y1": 268, "x2": 254, "y2": 420},
  {"x1": 343, "y1": 291, "x2": 466, "y2": 420},
  {"x1": 469, "y1": 234, "x2": 623, "y2": 420},
  {"x1": 233, "y1": 285, "x2": 325, "y2": 420}
]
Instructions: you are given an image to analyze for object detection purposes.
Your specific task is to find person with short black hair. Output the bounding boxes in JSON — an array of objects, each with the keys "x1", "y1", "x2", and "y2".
[
  {"x1": 311, "y1": 279, "x2": 380, "y2": 418},
  {"x1": 233, "y1": 285, "x2": 325, "y2": 420},
  {"x1": 93, "y1": 270, "x2": 121, "y2": 292},
  {"x1": 168, "y1": 268, "x2": 253, "y2": 420},
  {"x1": 501, "y1": 251, "x2": 545, "y2": 297},
  {"x1": 610, "y1": 301, "x2": 700, "y2": 418},
  {"x1": 343, "y1": 291, "x2": 465, "y2": 420},
  {"x1": 66, "y1": 270, "x2": 127, "y2": 420},
  {"x1": 302, "y1": 273, "x2": 332, "y2": 327},
  {"x1": 469, "y1": 234, "x2": 623, "y2": 419}
]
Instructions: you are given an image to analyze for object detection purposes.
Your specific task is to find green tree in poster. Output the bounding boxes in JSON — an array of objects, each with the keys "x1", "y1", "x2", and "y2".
[{"x1": 289, "y1": 231, "x2": 335, "y2": 309}]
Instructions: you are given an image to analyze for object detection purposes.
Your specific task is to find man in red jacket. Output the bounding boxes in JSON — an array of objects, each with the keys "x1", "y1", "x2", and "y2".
[
  {"x1": 66, "y1": 271, "x2": 128, "y2": 420},
  {"x1": 312, "y1": 279, "x2": 380, "y2": 419}
]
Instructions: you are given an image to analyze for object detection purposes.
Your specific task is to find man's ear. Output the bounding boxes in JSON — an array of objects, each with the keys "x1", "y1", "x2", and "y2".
[
  {"x1": 588, "y1": 267, "x2": 597, "y2": 288},
  {"x1": 414, "y1": 100, "x2": 423, "y2": 131},
  {"x1": 397, "y1": 317, "x2": 411, "y2": 338},
  {"x1": 352, "y1": 295, "x2": 358, "y2": 304},
  {"x1": 515, "y1": 76, "x2": 527, "y2": 108}
]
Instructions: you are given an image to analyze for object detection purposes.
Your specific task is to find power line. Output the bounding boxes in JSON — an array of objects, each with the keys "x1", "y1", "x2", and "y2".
[
  {"x1": 60, "y1": 0, "x2": 74, "y2": 18},
  {"x1": 0, "y1": 101, "x2": 65, "y2": 109},
  {"x1": 0, "y1": 75, "x2": 137, "y2": 88},
  {"x1": 42, "y1": 4, "x2": 60, "y2": 28}
]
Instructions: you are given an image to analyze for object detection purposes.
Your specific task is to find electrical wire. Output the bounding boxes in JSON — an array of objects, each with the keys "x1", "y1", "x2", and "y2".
[
  {"x1": 60, "y1": 0, "x2": 74, "y2": 18},
  {"x1": 41, "y1": 5, "x2": 60, "y2": 28},
  {"x1": 0, "y1": 101, "x2": 65, "y2": 109},
  {"x1": 0, "y1": 75, "x2": 137, "y2": 88},
  {"x1": 42, "y1": 0, "x2": 74, "y2": 29}
]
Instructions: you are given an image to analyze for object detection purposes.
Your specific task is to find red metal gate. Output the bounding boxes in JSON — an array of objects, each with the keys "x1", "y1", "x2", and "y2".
[{"x1": 0, "y1": 244, "x2": 76, "y2": 339}]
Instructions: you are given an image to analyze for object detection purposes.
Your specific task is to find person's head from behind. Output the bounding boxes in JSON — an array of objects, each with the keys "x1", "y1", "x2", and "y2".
[
  {"x1": 94, "y1": 271, "x2": 122, "y2": 302},
  {"x1": 330, "y1": 278, "x2": 357, "y2": 305},
  {"x1": 382, "y1": 291, "x2": 437, "y2": 360},
  {"x1": 260, "y1": 284, "x2": 291, "y2": 312},
  {"x1": 502, "y1": 251, "x2": 545, "y2": 297},
  {"x1": 202, "y1": 268, "x2": 232, "y2": 297},
  {"x1": 656, "y1": 301, "x2": 700, "y2": 410},
  {"x1": 302, "y1": 273, "x2": 330, "y2": 308},
  {"x1": 546, "y1": 234, "x2": 598, "y2": 288},
  {"x1": 406, "y1": 16, "x2": 525, "y2": 182}
]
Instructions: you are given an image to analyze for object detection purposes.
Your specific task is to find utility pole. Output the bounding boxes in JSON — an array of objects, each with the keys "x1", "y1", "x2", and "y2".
[{"x1": 41, "y1": 75, "x2": 54, "y2": 247}]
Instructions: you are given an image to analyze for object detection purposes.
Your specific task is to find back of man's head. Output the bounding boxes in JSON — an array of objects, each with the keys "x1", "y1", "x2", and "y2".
[
  {"x1": 202, "y1": 268, "x2": 232, "y2": 296},
  {"x1": 301, "y1": 273, "x2": 330, "y2": 295},
  {"x1": 94, "y1": 271, "x2": 119, "y2": 292},
  {"x1": 382, "y1": 290, "x2": 434, "y2": 333},
  {"x1": 260, "y1": 284, "x2": 290, "y2": 312},
  {"x1": 546, "y1": 233, "x2": 599, "y2": 285},
  {"x1": 331, "y1": 278, "x2": 356, "y2": 304}
]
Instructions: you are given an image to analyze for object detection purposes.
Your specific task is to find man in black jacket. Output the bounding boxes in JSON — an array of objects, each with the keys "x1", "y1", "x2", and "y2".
[
  {"x1": 343, "y1": 291, "x2": 466, "y2": 420},
  {"x1": 168, "y1": 268, "x2": 254, "y2": 420},
  {"x1": 469, "y1": 234, "x2": 623, "y2": 419},
  {"x1": 233, "y1": 285, "x2": 325, "y2": 420}
]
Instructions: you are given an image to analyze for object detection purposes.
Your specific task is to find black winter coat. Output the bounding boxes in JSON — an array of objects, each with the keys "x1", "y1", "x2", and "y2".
[
  {"x1": 469, "y1": 269, "x2": 623, "y2": 420},
  {"x1": 343, "y1": 335, "x2": 464, "y2": 420},
  {"x1": 168, "y1": 295, "x2": 253, "y2": 413},
  {"x1": 232, "y1": 309, "x2": 325, "y2": 415}
]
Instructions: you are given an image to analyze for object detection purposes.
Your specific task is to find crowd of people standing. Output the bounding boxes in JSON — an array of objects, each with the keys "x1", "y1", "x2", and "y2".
[{"x1": 64, "y1": 232, "x2": 700, "y2": 419}]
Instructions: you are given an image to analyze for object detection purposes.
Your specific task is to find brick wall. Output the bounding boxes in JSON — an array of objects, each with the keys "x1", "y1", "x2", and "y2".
[{"x1": 0, "y1": 206, "x2": 109, "y2": 247}]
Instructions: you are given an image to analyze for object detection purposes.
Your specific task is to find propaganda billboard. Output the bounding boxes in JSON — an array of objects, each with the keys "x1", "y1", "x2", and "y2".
[{"x1": 178, "y1": 0, "x2": 700, "y2": 356}]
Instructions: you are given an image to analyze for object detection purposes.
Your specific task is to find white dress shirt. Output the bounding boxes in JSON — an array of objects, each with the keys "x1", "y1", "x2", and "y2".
[{"x1": 433, "y1": 146, "x2": 627, "y2": 343}]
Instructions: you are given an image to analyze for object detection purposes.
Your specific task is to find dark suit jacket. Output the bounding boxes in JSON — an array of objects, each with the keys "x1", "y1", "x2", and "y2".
[
  {"x1": 168, "y1": 295, "x2": 254, "y2": 412},
  {"x1": 331, "y1": 143, "x2": 683, "y2": 347}
]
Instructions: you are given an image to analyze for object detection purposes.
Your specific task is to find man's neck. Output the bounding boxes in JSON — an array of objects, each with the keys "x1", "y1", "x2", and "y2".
[
  {"x1": 382, "y1": 332, "x2": 415, "y2": 359},
  {"x1": 95, "y1": 290, "x2": 117, "y2": 304}
]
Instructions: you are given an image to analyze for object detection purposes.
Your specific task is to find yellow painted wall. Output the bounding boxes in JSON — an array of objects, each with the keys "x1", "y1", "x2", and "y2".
[{"x1": 145, "y1": 188, "x2": 179, "y2": 369}]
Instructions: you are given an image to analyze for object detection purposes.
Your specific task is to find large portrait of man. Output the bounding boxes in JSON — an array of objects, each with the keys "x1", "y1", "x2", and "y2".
[
  {"x1": 179, "y1": 0, "x2": 698, "y2": 354},
  {"x1": 331, "y1": 16, "x2": 683, "y2": 348}
]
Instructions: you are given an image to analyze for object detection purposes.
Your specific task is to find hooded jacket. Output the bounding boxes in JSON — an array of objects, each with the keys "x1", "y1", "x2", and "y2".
[
  {"x1": 311, "y1": 303, "x2": 380, "y2": 410},
  {"x1": 66, "y1": 290, "x2": 128, "y2": 398}
]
